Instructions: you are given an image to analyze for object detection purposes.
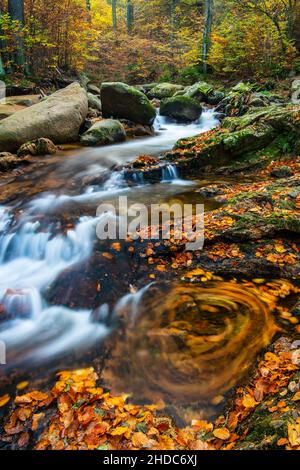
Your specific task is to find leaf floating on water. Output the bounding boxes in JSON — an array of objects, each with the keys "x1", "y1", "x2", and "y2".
[
  {"x1": 16, "y1": 381, "x2": 29, "y2": 391},
  {"x1": 0, "y1": 394, "x2": 10, "y2": 407}
]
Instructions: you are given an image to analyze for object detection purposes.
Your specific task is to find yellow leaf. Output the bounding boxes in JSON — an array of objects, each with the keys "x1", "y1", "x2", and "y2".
[
  {"x1": 242, "y1": 394, "x2": 258, "y2": 409},
  {"x1": 292, "y1": 391, "x2": 300, "y2": 402},
  {"x1": 0, "y1": 394, "x2": 10, "y2": 407},
  {"x1": 288, "y1": 423, "x2": 300, "y2": 447},
  {"x1": 275, "y1": 244, "x2": 286, "y2": 253},
  {"x1": 213, "y1": 428, "x2": 231, "y2": 440},
  {"x1": 110, "y1": 426, "x2": 129, "y2": 436},
  {"x1": 16, "y1": 381, "x2": 29, "y2": 391}
]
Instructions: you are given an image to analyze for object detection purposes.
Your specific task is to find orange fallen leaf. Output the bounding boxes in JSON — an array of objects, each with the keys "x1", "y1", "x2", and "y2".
[
  {"x1": 213, "y1": 428, "x2": 231, "y2": 440},
  {"x1": 132, "y1": 432, "x2": 150, "y2": 448}
]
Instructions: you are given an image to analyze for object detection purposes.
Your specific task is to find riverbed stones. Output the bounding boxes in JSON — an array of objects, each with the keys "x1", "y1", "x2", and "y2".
[
  {"x1": 80, "y1": 119, "x2": 126, "y2": 146},
  {"x1": 0, "y1": 83, "x2": 88, "y2": 152},
  {"x1": 0, "y1": 152, "x2": 30, "y2": 171},
  {"x1": 101, "y1": 82, "x2": 156, "y2": 125},
  {"x1": 87, "y1": 83, "x2": 101, "y2": 95},
  {"x1": 17, "y1": 138, "x2": 58, "y2": 157},
  {"x1": 87, "y1": 92, "x2": 102, "y2": 112},
  {"x1": 160, "y1": 95, "x2": 202, "y2": 122},
  {"x1": 291, "y1": 78, "x2": 300, "y2": 104}
]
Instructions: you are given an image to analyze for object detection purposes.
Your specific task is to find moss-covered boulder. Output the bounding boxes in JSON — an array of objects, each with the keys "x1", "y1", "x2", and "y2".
[
  {"x1": 149, "y1": 83, "x2": 184, "y2": 99},
  {"x1": 216, "y1": 83, "x2": 285, "y2": 118},
  {"x1": 101, "y1": 82, "x2": 156, "y2": 125},
  {"x1": 80, "y1": 119, "x2": 126, "y2": 146},
  {"x1": 160, "y1": 95, "x2": 202, "y2": 122}
]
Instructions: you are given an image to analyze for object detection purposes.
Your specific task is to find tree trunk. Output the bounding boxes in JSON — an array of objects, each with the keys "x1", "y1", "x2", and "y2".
[
  {"x1": 8, "y1": 0, "x2": 26, "y2": 71},
  {"x1": 86, "y1": 0, "x2": 91, "y2": 10},
  {"x1": 0, "y1": 8, "x2": 6, "y2": 76},
  {"x1": 202, "y1": 0, "x2": 213, "y2": 74},
  {"x1": 126, "y1": 0, "x2": 134, "y2": 35},
  {"x1": 112, "y1": 0, "x2": 117, "y2": 31}
]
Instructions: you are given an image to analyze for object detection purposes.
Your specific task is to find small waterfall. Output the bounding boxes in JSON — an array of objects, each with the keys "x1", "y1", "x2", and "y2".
[
  {"x1": 161, "y1": 164, "x2": 179, "y2": 182},
  {"x1": 132, "y1": 172, "x2": 144, "y2": 184}
]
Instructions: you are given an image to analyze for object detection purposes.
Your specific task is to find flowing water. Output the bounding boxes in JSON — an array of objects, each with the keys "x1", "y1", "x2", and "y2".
[{"x1": 0, "y1": 109, "x2": 280, "y2": 413}]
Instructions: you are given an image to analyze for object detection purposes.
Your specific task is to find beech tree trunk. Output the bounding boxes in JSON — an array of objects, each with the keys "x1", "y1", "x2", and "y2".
[
  {"x1": 202, "y1": 0, "x2": 213, "y2": 74},
  {"x1": 8, "y1": 0, "x2": 26, "y2": 70},
  {"x1": 112, "y1": 0, "x2": 117, "y2": 31},
  {"x1": 126, "y1": 0, "x2": 134, "y2": 34}
]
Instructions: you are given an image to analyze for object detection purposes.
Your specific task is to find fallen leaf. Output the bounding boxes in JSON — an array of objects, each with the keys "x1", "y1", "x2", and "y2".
[
  {"x1": 0, "y1": 394, "x2": 10, "y2": 407},
  {"x1": 213, "y1": 428, "x2": 231, "y2": 440}
]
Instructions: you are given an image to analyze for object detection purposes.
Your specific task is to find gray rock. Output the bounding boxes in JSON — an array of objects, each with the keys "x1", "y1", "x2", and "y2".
[{"x1": 0, "y1": 83, "x2": 88, "y2": 152}]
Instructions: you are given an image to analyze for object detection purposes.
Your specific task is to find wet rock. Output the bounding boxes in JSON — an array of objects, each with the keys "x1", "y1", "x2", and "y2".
[
  {"x1": 101, "y1": 82, "x2": 156, "y2": 125},
  {"x1": 0, "y1": 83, "x2": 88, "y2": 152},
  {"x1": 160, "y1": 96, "x2": 202, "y2": 122},
  {"x1": 121, "y1": 120, "x2": 154, "y2": 137},
  {"x1": 0, "y1": 153, "x2": 30, "y2": 171},
  {"x1": 17, "y1": 138, "x2": 58, "y2": 157},
  {"x1": 271, "y1": 166, "x2": 294, "y2": 178},
  {"x1": 131, "y1": 155, "x2": 157, "y2": 169},
  {"x1": 80, "y1": 119, "x2": 126, "y2": 146}
]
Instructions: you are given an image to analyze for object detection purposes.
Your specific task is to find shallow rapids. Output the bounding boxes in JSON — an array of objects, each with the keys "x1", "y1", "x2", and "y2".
[{"x1": 0, "y1": 110, "x2": 219, "y2": 369}]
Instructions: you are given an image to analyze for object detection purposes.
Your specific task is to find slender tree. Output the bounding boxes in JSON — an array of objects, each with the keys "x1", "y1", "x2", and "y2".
[
  {"x1": 112, "y1": 0, "x2": 117, "y2": 31},
  {"x1": 0, "y1": 7, "x2": 5, "y2": 76},
  {"x1": 126, "y1": 0, "x2": 134, "y2": 34},
  {"x1": 86, "y1": 0, "x2": 91, "y2": 10},
  {"x1": 8, "y1": 0, "x2": 26, "y2": 70},
  {"x1": 202, "y1": 0, "x2": 213, "y2": 74}
]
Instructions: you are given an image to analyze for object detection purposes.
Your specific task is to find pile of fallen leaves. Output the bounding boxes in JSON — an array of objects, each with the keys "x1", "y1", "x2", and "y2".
[{"x1": 1, "y1": 336, "x2": 300, "y2": 450}]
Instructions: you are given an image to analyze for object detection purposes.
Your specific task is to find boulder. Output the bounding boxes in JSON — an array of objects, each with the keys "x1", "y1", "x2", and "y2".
[
  {"x1": 160, "y1": 96, "x2": 202, "y2": 122},
  {"x1": 182, "y1": 81, "x2": 214, "y2": 102},
  {"x1": 101, "y1": 82, "x2": 156, "y2": 125},
  {"x1": 80, "y1": 119, "x2": 126, "y2": 146},
  {"x1": 0, "y1": 83, "x2": 88, "y2": 152},
  {"x1": 17, "y1": 138, "x2": 58, "y2": 157},
  {"x1": 87, "y1": 92, "x2": 102, "y2": 112},
  {"x1": 149, "y1": 83, "x2": 184, "y2": 99}
]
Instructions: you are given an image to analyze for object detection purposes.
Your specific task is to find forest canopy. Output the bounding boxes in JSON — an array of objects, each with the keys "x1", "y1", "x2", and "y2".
[{"x1": 0, "y1": 0, "x2": 300, "y2": 84}]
